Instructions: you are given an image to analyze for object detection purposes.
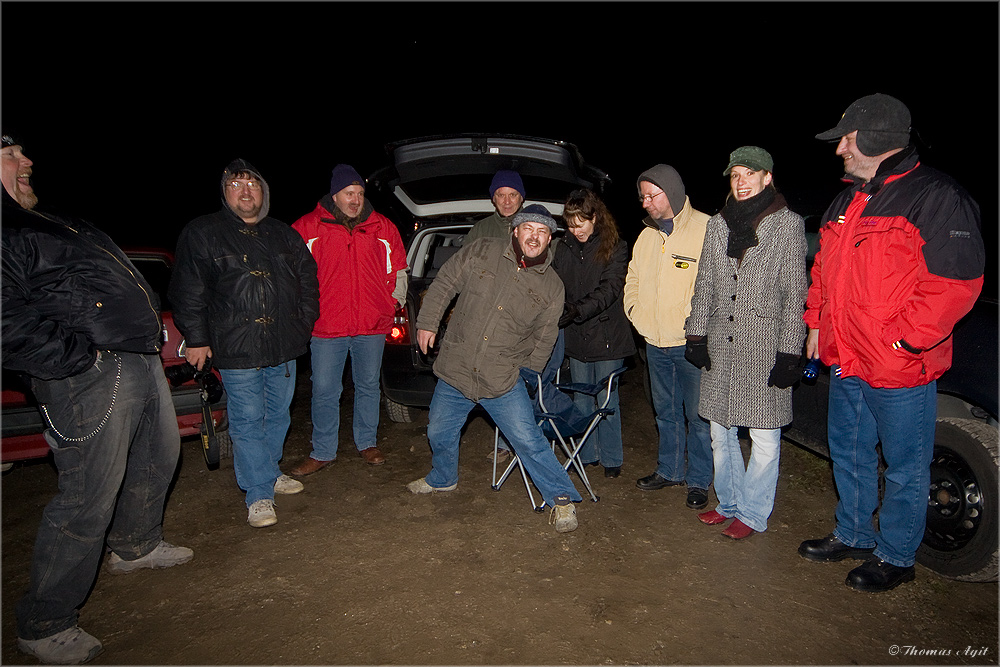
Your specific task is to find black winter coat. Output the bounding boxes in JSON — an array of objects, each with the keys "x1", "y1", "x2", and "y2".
[
  {"x1": 552, "y1": 232, "x2": 636, "y2": 362},
  {"x1": 1, "y1": 192, "x2": 163, "y2": 380},
  {"x1": 168, "y1": 160, "x2": 319, "y2": 369}
]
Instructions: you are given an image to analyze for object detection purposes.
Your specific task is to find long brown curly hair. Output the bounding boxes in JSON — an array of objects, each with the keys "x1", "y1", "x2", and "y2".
[{"x1": 562, "y1": 189, "x2": 620, "y2": 265}]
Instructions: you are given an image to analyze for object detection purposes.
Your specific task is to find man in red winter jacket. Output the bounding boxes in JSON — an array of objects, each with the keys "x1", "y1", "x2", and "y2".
[
  {"x1": 797, "y1": 94, "x2": 984, "y2": 593},
  {"x1": 289, "y1": 164, "x2": 407, "y2": 475}
]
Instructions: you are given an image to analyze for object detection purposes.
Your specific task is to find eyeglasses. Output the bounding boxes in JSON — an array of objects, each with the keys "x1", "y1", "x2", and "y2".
[
  {"x1": 227, "y1": 180, "x2": 260, "y2": 191},
  {"x1": 638, "y1": 191, "x2": 665, "y2": 204}
]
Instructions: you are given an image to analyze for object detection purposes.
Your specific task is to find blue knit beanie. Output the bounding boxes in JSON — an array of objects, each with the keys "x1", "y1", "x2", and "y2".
[
  {"x1": 330, "y1": 164, "x2": 365, "y2": 196},
  {"x1": 489, "y1": 169, "x2": 525, "y2": 199}
]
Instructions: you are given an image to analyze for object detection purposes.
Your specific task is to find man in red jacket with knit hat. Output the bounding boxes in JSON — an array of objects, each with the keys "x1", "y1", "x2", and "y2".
[{"x1": 290, "y1": 164, "x2": 407, "y2": 475}]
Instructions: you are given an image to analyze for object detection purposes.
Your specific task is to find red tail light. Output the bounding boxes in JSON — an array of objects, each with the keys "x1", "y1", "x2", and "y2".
[{"x1": 386, "y1": 305, "x2": 409, "y2": 345}]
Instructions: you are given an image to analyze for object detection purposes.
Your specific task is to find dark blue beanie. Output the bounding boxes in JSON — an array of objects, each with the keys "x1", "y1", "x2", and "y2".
[
  {"x1": 330, "y1": 164, "x2": 365, "y2": 196},
  {"x1": 489, "y1": 170, "x2": 525, "y2": 199}
]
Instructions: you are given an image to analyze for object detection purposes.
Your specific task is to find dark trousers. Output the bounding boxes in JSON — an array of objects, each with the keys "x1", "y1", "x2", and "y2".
[{"x1": 15, "y1": 352, "x2": 180, "y2": 640}]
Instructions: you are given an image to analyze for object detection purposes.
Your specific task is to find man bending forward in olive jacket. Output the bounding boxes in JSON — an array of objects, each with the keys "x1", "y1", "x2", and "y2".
[{"x1": 406, "y1": 205, "x2": 582, "y2": 532}]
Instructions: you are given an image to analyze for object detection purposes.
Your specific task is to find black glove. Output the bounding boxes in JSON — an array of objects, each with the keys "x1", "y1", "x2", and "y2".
[
  {"x1": 558, "y1": 303, "x2": 580, "y2": 329},
  {"x1": 767, "y1": 351, "x2": 804, "y2": 388},
  {"x1": 684, "y1": 337, "x2": 711, "y2": 371}
]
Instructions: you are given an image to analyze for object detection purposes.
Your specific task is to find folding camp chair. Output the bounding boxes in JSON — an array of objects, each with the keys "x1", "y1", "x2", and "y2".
[
  {"x1": 491, "y1": 366, "x2": 625, "y2": 509},
  {"x1": 539, "y1": 366, "x2": 627, "y2": 504},
  {"x1": 490, "y1": 411, "x2": 545, "y2": 511}
]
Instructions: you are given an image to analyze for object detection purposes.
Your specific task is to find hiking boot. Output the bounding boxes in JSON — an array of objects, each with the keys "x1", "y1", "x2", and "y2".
[
  {"x1": 274, "y1": 474, "x2": 304, "y2": 495},
  {"x1": 106, "y1": 540, "x2": 193, "y2": 574},
  {"x1": 18, "y1": 626, "x2": 103, "y2": 664},
  {"x1": 247, "y1": 499, "x2": 277, "y2": 528},
  {"x1": 549, "y1": 500, "x2": 578, "y2": 533},
  {"x1": 406, "y1": 477, "x2": 457, "y2": 494}
]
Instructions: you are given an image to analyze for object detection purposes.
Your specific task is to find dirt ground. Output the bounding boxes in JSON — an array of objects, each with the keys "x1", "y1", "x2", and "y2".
[{"x1": 2, "y1": 365, "x2": 998, "y2": 666}]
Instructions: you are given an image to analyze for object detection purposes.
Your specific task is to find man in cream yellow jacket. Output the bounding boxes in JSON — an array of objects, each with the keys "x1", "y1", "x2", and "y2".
[{"x1": 624, "y1": 164, "x2": 712, "y2": 510}]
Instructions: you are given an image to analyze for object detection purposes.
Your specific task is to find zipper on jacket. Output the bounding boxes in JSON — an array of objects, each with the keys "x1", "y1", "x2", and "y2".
[{"x1": 39, "y1": 213, "x2": 162, "y2": 342}]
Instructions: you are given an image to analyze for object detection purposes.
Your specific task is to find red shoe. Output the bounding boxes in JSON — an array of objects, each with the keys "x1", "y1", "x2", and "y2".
[
  {"x1": 698, "y1": 510, "x2": 730, "y2": 525},
  {"x1": 722, "y1": 518, "x2": 755, "y2": 540}
]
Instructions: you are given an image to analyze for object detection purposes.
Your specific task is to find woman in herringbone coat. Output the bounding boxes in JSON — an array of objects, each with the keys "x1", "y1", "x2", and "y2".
[{"x1": 684, "y1": 146, "x2": 808, "y2": 539}]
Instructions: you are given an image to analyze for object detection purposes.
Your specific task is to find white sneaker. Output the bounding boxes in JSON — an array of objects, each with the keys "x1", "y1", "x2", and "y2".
[
  {"x1": 18, "y1": 626, "x2": 103, "y2": 664},
  {"x1": 274, "y1": 474, "x2": 304, "y2": 495},
  {"x1": 247, "y1": 499, "x2": 277, "y2": 528},
  {"x1": 406, "y1": 477, "x2": 457, "y2": 494},
  {"x1": 106, "y1": 540, "x2": 194, "y2": 574},
  {"x1": 549, "y1": 502, "x2": 578, "y2": 533}
]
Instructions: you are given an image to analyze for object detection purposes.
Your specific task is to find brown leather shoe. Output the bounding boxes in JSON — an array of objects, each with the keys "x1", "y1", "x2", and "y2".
[
  {"x1": 360, "y1": 447, "x2": 385, "y2": 465},
  {"x1": 290, "y1": 456, "x2": 332, "y2": 476}
]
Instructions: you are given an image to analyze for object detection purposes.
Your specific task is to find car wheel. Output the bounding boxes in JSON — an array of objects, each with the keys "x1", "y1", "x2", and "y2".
[
  {"x1": 216, "y1": 428, "x2": 232, "y2": 458},
  {"x1": 917, "y1": 417, "x2": 999, "y2": 582},
  {"x1": 384, "y1": 397, "x2": 419, "y2": 423}
]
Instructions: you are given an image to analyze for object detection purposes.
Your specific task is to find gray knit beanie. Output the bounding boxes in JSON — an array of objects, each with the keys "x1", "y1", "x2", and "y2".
[
  {"x1": 637, "y1": 164, "x2": 685, "y2": 217},
  {"x1": 512, "y1": 203, "x2": 558, "y2": 233}
]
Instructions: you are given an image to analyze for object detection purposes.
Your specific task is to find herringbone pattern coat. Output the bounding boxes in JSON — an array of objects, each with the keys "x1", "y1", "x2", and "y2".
[{"x1": 685, "y1": 206, "x2": 807, "y2": 429}]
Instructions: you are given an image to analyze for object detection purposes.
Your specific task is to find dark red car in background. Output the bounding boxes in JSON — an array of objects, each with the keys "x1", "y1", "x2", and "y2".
[{"x1": 1, "y1": 248, "x2": 230, "y2": 470}]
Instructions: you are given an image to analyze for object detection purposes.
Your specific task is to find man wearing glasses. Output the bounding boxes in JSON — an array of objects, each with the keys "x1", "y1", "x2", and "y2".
[
  {"x1": 169, "y1": 159, "x2": 319, "y2": 528},
  {"x1": 624, "y1": 164, "x2": 713, "y2": 510}
]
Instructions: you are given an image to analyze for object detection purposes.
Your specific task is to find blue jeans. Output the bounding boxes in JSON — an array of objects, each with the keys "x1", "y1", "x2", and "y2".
[
  {"x1": 569, "y1": 358, "x2": 624, "y2": 467},
  {"x1": 827, "y1": 371, "x2": 937, "y2": 568},
  {"x1": 16, "y1": 352, "x2": 180, "y2": 640},
  {"x1": 219, "y1": 362, "x2": 297, "y2": 507},
  {"x1": 646, "y1": 344, "x2": 713, "y2": 489},
  {"x1": 710, "y1": 423, "x2": 781, "y2": 532},
  {"x1": 309, "y1": 335, "x2": 384, "y2": 460},
  {"x1": 424, "y1": 379, "x2": 583, "y2": 507}
]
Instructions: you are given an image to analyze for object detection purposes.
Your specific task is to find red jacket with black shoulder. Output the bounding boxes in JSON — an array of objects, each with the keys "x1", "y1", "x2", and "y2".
[{"x1": 804, "y1": 147, "x2": 984, "y2": 388}]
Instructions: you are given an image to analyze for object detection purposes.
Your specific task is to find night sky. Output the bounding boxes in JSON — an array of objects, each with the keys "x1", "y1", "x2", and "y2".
[{"x1": 3, "y1": 1, "x2": 997, "y2": 282}]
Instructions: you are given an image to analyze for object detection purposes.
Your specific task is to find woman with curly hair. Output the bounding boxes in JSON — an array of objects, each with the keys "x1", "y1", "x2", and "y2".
[{"x1": 552, "y1": 189, "x2": 636, "y2": 478}]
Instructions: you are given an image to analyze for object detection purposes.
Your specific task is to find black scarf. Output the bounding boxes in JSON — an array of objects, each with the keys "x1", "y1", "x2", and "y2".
[{"x1": 720, "y1": 187, "x2": 776, "y2": 260}]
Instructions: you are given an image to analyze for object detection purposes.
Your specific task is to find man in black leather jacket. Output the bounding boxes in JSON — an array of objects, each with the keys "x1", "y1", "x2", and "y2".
[
  {"x1": 168, "y1": 159, "x2": 319, "y2": 529},
  {"x1": 2, "y1": 134, "x2": 193, "y2": 665}
]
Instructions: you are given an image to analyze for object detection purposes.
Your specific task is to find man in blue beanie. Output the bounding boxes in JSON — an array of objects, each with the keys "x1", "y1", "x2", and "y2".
[
  {"x1": 289, "y1": 164, "x2": 408, "y2": 475},
  {"x1": 465, "y1": 168, "x2": 527, "y2": 462},
  {"x1": 466, "y1": 169, "x2": 526, "y2": 242}
]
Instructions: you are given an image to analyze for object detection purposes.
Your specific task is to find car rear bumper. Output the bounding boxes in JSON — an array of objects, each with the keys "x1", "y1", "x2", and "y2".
[{"x1": 381, "y1": 345, "x2": 437, "y2": 408}]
